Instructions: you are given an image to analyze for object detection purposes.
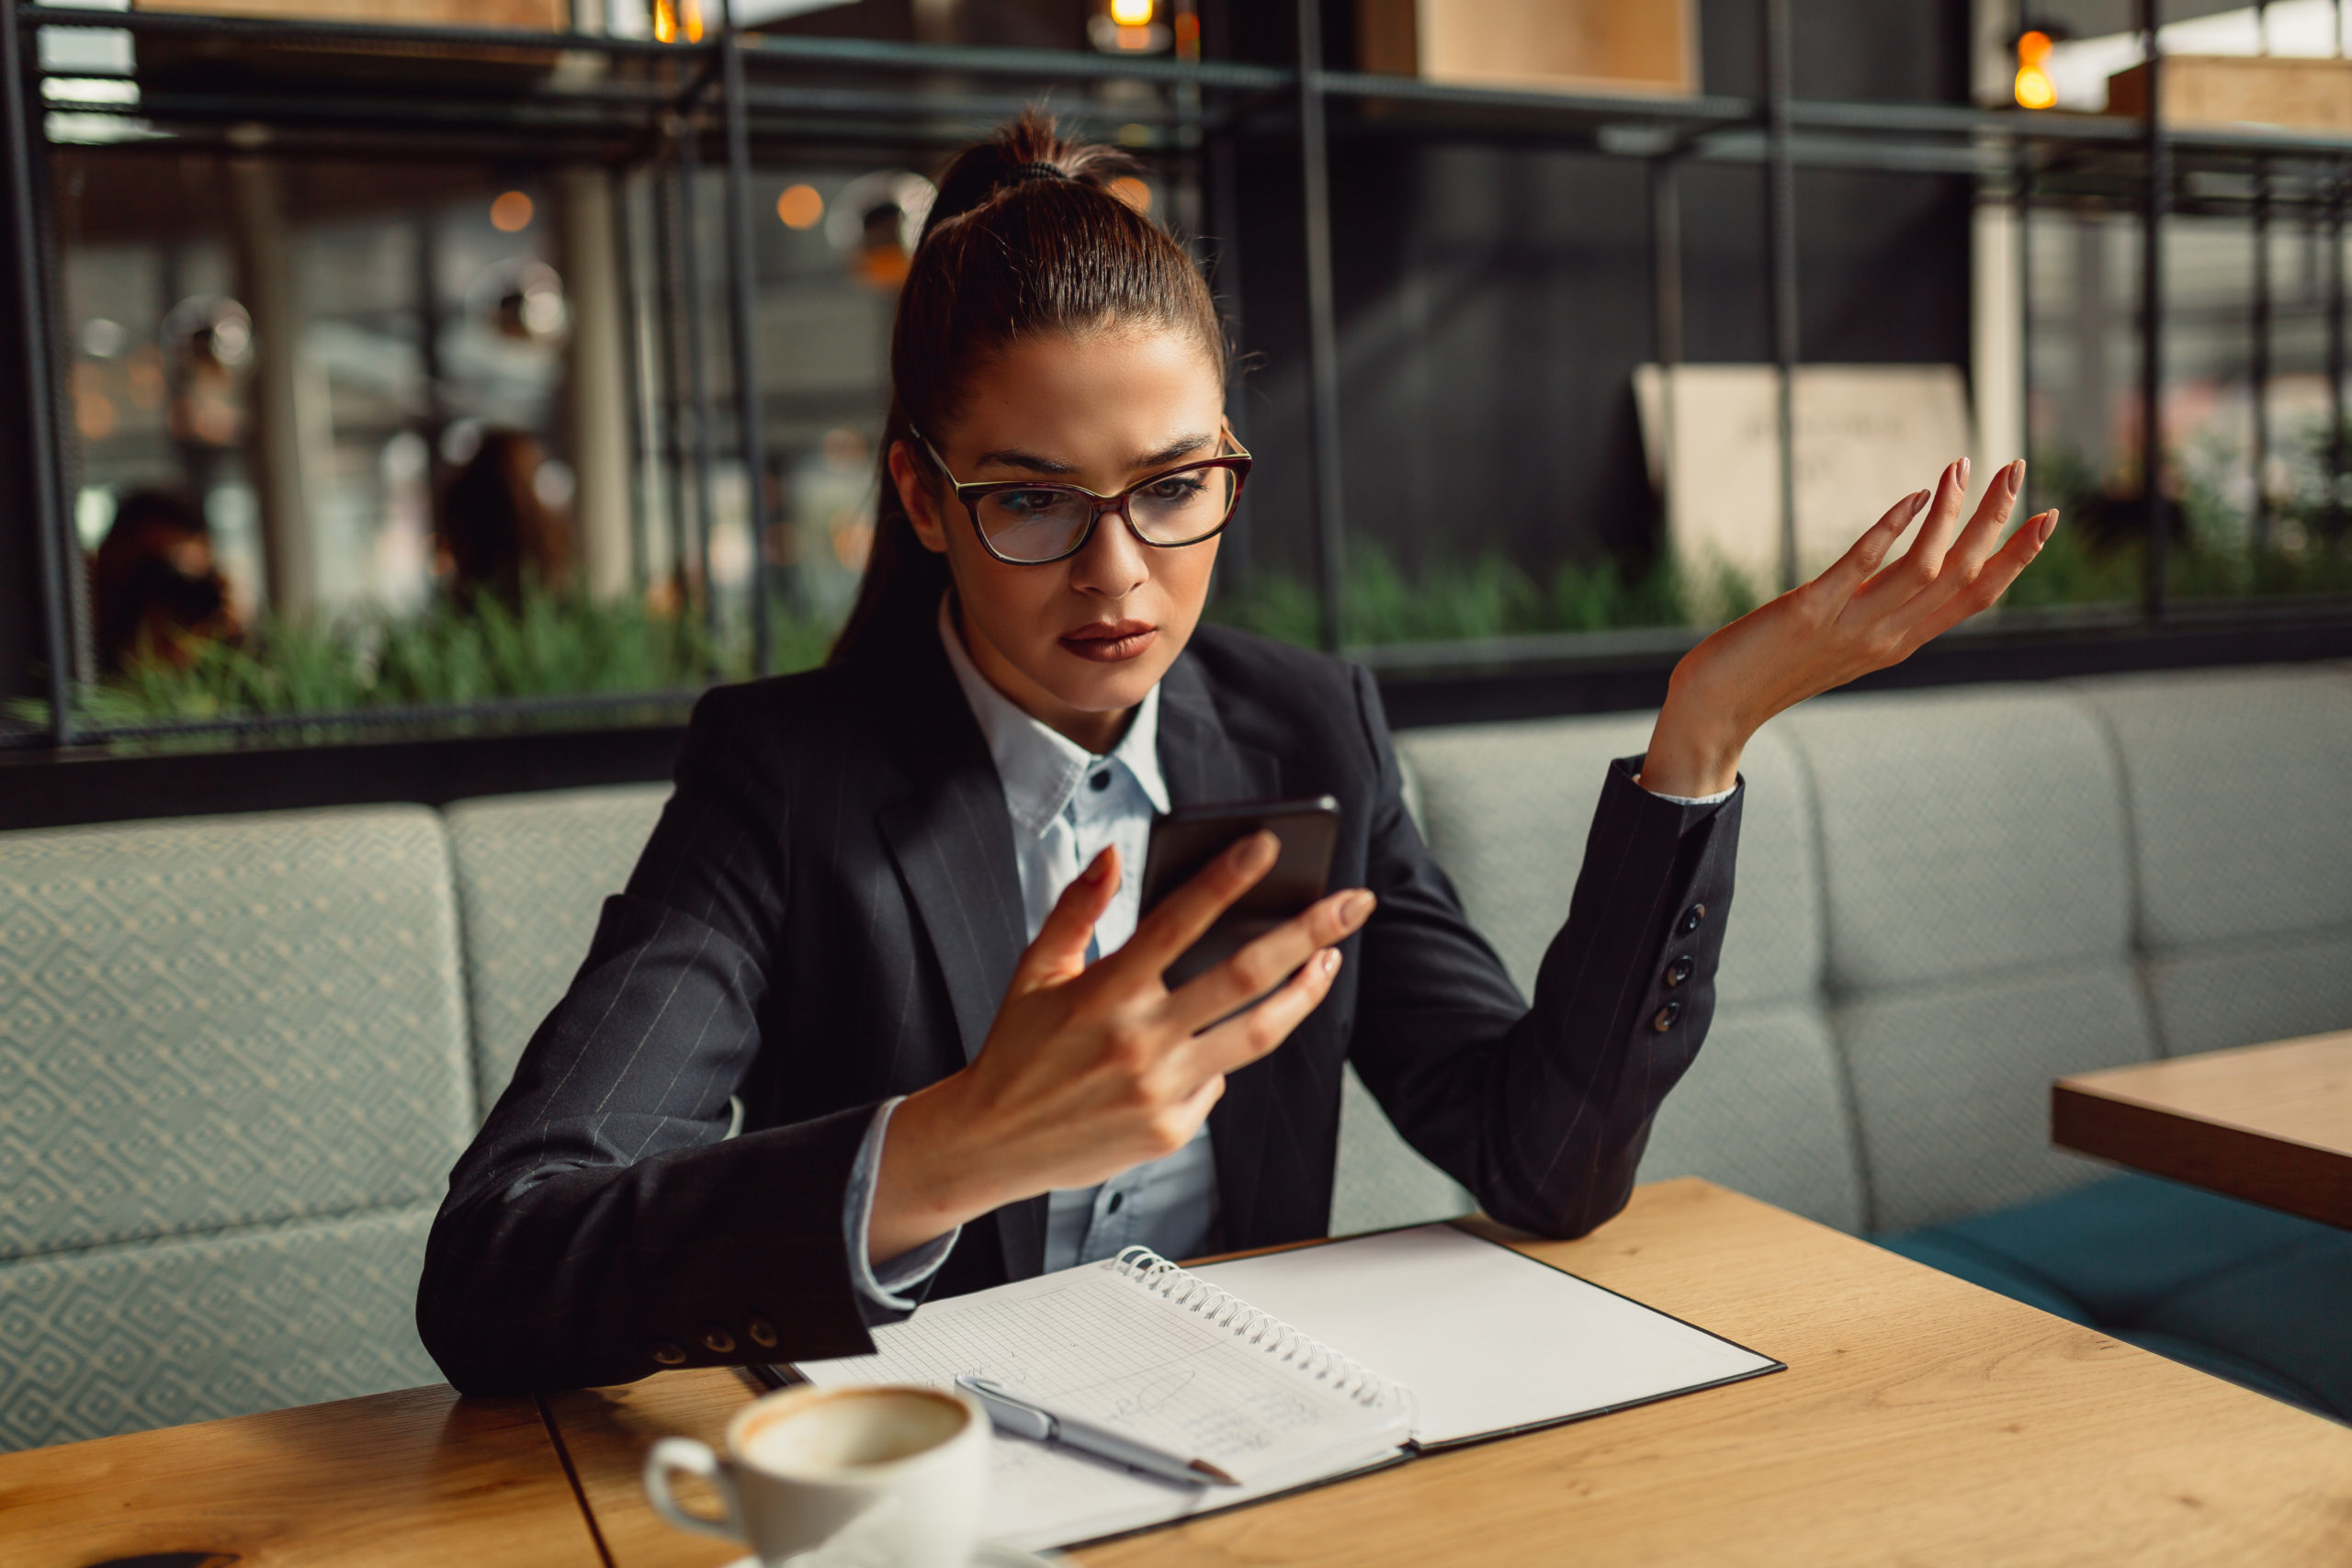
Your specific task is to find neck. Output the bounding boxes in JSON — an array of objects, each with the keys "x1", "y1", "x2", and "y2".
[{"x1": 956, "y1": 602, "x2": 1134, "y2": 754}]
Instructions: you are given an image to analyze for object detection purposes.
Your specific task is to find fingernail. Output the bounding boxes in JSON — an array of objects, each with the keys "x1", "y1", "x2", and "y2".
[
  {"x1": 1081, "y1": 849, "x2": 1113, "y2": 885},
  {"x1": 2007, "y1": 459, "x2": 2024, "y2": 496},
  {"x1": 2038, "y1": 509, "x2": 2059, "y2": 545},
  {"x1": 1342, "y1": 889, "x2": 1375, "y2": 925},
  {"x1": 1229, "y1": 831, "x2": 1275, "y2": 871},
  {"x1": 1320, "y1": 949, "x2": 1343, "y2": 977},
  {"x1": 1906, "y1": 489, "x2": 1930, "y2": 517},
  {"x1": 1958, "y1": 456, "x2": 1971, "y2": 488}
]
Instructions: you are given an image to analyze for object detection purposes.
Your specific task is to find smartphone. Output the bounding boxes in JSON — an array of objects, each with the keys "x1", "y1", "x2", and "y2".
[{"x1": 1137, "y1": 795, "x2": 1341, "y2": 989}]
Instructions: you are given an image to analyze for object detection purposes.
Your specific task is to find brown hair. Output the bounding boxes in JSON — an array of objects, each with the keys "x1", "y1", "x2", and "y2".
[{"x1": 830, "y1": 108, "x2": 1227, "y2": 663}]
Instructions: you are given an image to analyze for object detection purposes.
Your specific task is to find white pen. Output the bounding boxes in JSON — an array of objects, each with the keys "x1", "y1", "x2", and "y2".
[{"x1": 955, "y1": 1374, "x2": 1240, "y2": 1488}]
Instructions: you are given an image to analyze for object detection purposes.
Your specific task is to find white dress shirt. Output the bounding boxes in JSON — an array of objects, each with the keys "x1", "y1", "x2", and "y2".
[{"x1": 841, "y1": 600, "x2": 1219, "y2": 1318}]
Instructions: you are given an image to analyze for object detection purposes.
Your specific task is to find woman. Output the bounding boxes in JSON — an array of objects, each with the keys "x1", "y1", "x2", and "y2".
[{"x1": 417, "y1": 113, "x2": 2055, "y2": 1395}]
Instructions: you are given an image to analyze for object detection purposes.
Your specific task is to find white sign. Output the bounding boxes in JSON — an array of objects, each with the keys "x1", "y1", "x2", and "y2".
[{"x1": 1634, "y1": 363, "x2": 1973, "y2": 606}]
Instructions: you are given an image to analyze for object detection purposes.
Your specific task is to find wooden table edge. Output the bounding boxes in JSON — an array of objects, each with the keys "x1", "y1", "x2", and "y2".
[{"x1": 2051, "y1": 1079, "x2": 2352, "y2": 1229}]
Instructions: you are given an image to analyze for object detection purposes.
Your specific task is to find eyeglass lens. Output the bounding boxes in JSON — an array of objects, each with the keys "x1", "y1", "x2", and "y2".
[{"x1": 976, "y1": 465, "x2": 1238, "y2": 562}]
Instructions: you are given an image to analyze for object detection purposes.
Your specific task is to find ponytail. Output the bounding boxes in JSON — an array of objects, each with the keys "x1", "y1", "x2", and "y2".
[{"x1": 831, "y1": 108, "x2": 1227, "y2": 663}]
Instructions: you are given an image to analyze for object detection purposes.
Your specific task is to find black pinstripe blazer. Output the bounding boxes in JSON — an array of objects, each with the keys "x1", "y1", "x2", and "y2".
[{"x1": 416, "y1": 621, "x2": 1743, "y2": 1397}]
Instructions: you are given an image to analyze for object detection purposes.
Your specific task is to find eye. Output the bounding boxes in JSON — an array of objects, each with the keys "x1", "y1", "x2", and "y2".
[
  {"x1": 1143, "y1": 476, "x2": 1208, "y2": 502},
  {"x1": 998, "y1": 489, "x2": 1069, "y2": 519}
]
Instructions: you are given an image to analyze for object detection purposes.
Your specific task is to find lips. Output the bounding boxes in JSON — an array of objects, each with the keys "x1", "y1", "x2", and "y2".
[{"x1": 1058, "y1": 620, "x2": 1158, "y2": 663}]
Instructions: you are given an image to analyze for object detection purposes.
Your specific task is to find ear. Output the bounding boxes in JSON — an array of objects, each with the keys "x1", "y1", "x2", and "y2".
[{"x1": 888, "y1": 441, "x2": 951, "y2": 556}]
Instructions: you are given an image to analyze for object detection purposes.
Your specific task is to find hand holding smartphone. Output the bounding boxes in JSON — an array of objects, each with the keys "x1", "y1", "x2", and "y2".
[{"x1": 1138, "y1": 796, "x2": 1342, "y2": 989}]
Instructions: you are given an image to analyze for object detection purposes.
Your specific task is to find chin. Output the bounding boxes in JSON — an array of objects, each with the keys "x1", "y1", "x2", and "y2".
[{"x1": 1046, "y1": 648, "x2": 1171, "y2": 713}]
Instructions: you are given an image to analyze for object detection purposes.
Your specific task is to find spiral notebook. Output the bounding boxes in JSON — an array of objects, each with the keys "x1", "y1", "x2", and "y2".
[{"x1": 795, "y1": 1222, "x2": 1780, "y2": 1551}]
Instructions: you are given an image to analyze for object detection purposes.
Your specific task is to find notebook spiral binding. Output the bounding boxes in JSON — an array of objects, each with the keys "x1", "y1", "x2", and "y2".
[{"x1": 1110, "y1": 1247, "x2": 1393, "y2": 1408}]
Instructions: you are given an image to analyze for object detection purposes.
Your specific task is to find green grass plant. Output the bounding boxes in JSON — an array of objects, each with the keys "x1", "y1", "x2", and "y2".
[{"x1": 1211, "y1": 538, "x2": 1728, "y2": 649}]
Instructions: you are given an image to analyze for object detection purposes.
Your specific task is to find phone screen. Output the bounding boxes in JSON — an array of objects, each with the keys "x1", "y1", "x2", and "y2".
[{"x1": 1137, "y1": 796, "x2": 1341, "y2": 988}]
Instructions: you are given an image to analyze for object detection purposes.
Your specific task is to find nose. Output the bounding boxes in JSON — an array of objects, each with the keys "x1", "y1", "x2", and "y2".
[{"x1": 1067, "y1": 502, "x2": 1150, "y2": 600}]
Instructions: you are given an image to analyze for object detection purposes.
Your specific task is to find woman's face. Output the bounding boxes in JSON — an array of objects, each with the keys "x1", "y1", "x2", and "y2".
[{"x1": 890, "y1": 327, "x2": 1227, "y2": 752}]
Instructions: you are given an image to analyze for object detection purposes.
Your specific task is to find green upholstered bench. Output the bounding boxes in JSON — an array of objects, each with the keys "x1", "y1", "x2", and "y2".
[
  {"x1": 0, "y1": 807, "x2": 470, "y2": 1445},
  {"x1": 1373, "y1": 662, "x2": 2352, "y2": 1423},
  {"x1": 0, "y1": 789, "x2": 672, "y2": 1452},
  {"x1": 4, "y1": 662, "x2": 2347, "y2": 1450}
]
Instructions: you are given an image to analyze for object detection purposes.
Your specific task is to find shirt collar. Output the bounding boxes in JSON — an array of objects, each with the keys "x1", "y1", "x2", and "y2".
[{"x1": 937, "y1": 595, "x2": 1170, "y2": 840}]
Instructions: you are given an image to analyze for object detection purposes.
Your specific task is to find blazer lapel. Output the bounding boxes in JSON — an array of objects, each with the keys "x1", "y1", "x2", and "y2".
[
  {"x1": 869, "y1": 634, "x2": 1046, "y2": 1281},
  {"x1": 1156, "y1": 654, "x2": 1297, "y2": 1251}
]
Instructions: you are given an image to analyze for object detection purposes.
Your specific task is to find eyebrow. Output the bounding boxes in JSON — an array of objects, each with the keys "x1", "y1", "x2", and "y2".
[{"x1": 972, "y1": 432, "x2": 1218, "y2": 479}]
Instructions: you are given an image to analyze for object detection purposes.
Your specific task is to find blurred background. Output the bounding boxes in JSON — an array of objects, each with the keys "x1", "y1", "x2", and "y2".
[{"x1": 6, "y1": 0, "x2": 2352, "y2": 806}]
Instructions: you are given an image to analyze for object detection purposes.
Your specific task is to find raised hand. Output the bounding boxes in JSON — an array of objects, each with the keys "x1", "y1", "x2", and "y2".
[
  {"x1": 1639, "y1": 457, "x2": 2057, "y2": 799},
  {"x1": 868, "y1": 835, "x2": 1374, "y2": 1265}
]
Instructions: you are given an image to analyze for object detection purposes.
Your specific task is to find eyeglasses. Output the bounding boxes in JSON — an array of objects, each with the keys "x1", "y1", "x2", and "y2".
[{"x1": 910, "y1": 425, "x2": 1252, "y2": 566}]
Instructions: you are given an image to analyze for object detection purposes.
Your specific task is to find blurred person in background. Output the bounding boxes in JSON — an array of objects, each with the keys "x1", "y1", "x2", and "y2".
[
  {"x1": 90, "y1": 489, "x2": 242, "y2": 672},
  {"x1": 436, "y1": 428, "x2": 573, "y2": 608}
]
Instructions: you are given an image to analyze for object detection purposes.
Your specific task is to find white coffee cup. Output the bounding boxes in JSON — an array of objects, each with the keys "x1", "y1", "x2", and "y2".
[{"x1": 643, "y1": 1383, "x2": 989, "y2": 1568}]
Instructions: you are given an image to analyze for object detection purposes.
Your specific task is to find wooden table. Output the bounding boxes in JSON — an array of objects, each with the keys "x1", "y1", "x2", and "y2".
[
  {"x1": 0, "y1": 1382, "x2": 604, "y2": 1568},
  {"x1": 2053, "y1": 1029, "x2": 2352, "y2": 1228},
  {"x1": 545, "y1": 1178, "x2": 2352, "y2": 1568}
]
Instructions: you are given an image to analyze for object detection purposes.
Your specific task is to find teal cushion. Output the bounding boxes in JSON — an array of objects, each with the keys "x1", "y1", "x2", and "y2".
[
  {"x1": 2133, "y1": 1236, "x2": 2352, "y2": 1418},
  {"x1": 1877, "y1": 1175, "x2": 2352, "y2": 1421},
  {"x1": 1904, "y1": 1174, "x2": 2329, "y2": 1323}
]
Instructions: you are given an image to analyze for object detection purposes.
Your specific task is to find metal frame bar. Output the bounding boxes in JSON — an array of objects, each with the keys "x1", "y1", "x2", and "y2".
[
  {"x1": 2253, "y1": 156, "x2": 2272, "y2": 556},
  {"x1": 7, "y1": 0, "x2": 2352, "y2": 759},
  {"x1": 3, "y1": 0, "x2": 72, "y2": 743},
  {"x1": 1295, "y1": 0, "x2": 1347, "y2": 653},
  {"x1": 2331, "y1": 163, "x2": 2347, "y2": 541},
  {"x1": 2142, "y1": 0, "x2": 2170, "y2": 622},
  {"x1": 0, "y1": 684, "x2": 706, "y2": 751},
  {"x1": 613, "y1": 160, "x2": 651, "y2": 591},
  {"x1": 674, "y1": 105, "x2": 723, "y2": 666},
  {"x1": 1765, "y1": 0, "x2": 1799, "y2": 594},
  {"x1": 717, "y1": 1, "x2": 772, "y2": 677}
]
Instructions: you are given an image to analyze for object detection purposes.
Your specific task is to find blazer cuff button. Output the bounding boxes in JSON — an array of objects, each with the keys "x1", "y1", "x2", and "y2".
[
  {"x1": 748, "y1": 1318, "x2": 778, "y2": 1349},
  {"x1": 651, "y1": 1341, "x2": 688, "y2": 1366},
  {"x1": 702, "y1": 1326, "x2": 738, "y2": 1354},
  {"x1": 1651, "y1": 1000, "x2": 1683, "y2": 1032}
]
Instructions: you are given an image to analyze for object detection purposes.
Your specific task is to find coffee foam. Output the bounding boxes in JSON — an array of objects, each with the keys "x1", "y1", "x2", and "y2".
[{"x1": 741, "y1": 1388, "x2": 967, "y2": 1476}]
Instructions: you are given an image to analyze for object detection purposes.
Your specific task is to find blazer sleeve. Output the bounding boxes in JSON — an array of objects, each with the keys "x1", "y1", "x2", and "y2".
[
  {"x1": 1341, "y1": 667, "x2": 1742, "y2": 1240},
  {"x1": 416, "y1": 687, "x2": 885, "y2": 1396}
]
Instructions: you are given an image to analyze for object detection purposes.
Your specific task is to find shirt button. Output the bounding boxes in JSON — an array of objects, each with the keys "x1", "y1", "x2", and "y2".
[
  {"x1": 1652, "y1": 1000, "x2": 1683, "y2": 1032},
  {"x1": 1090, "y1": 770, "x2": 1112, "y2": 792},
  {"x1": 1677, "y1": 903, "x2": 1707, "y2": 936},
  {"x1": 1106, "y1": 1190, "x2": 1125, "y2": 1214},
  {"x1": 651, "y1": 1341, "x2": 687, "y2": 1366},
  {"x1": 1665, "y1": 955, "x2": 1695, "y2": 987}
]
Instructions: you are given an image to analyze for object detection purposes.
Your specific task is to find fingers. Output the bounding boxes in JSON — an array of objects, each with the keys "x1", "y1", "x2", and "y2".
[
  {"x1": 1160, "y1": 887, "x2": 1376, "y2": 1036},
  {"x1": 1813, "y1": 487, "x2": 1931, "y2": 605},
  {"x1": 1894, "y1": 507, "x2": 2058, "y2": 651},
  {"x1": 1007, "y1": 845, "x2": 1120, "y2": 996},
  {"x1": 1180, "y1": 945, "x2": 1347, "y2": 1083},
  {"x1": 1114, "y1": 830, "x2": 1279, "y2": 979},
  {"x1": 1847, "y1": 457, "x2": 1973, "y2": 618},
  {"x1": 1883, "y1": 458, "x2": 2029, "y2": 634}
]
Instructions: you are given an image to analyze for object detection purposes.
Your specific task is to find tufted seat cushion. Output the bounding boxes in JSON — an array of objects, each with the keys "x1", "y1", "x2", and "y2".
[
  {"x1": 1372, "y1": 716, "x2": 1865, "y2": 1233},
  {"x1": 2073, "y1": 666, "x2": 2352, "y2": 1058},
  {"x1": 1779, "y1": 688, "x2": 2152, "y2": 1231},
  {"x1": 0, "y1": 807, "x2": 470, "y2": 1450},
  {"x1": 443, "y1": 784, "x2": 673, "y2": 1114}
]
